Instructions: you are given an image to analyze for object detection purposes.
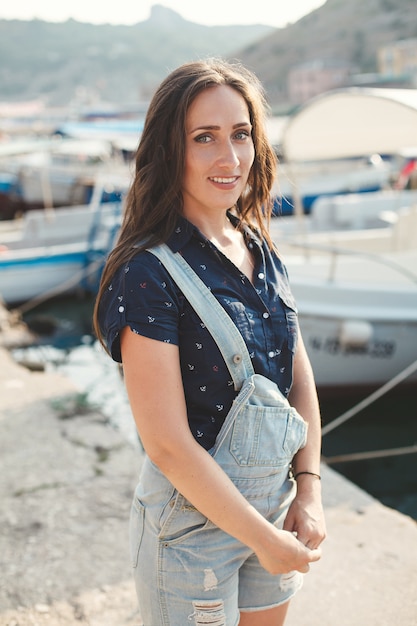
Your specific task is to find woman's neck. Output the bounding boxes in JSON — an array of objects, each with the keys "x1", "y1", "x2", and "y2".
[
  {"x1": 184, "y1": 209, "x2": 255, "y2": 283},
  {"x1": 184, "y1": 209, "x2": 234, "y2": 245}
]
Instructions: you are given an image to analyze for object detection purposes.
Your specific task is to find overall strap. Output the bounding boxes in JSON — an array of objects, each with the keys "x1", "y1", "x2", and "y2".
[{"x1": 148, "y1": 243, "x2": 254, "y2": 391}]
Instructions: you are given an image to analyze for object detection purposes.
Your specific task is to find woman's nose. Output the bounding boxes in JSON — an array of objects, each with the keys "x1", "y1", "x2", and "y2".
[{"x1": 217, "y1": 140, "x2": 239, "y2": 167}]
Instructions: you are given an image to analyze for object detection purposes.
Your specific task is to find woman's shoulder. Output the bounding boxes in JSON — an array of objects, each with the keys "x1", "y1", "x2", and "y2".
[
  {"x1": 110, "y1": 248, "x2": 176, "y2": 289},
  {"x1": 100, "y1": 248, "x2": 185, "y2": 319},
  {"x1": 98, "y1": 248, "x2": 183, "y2": 361}
]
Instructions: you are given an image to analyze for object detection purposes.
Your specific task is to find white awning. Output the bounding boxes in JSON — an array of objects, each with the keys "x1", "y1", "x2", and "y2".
[{"x1": 281, "y1": 88, "x2": 417, "y2": 162}]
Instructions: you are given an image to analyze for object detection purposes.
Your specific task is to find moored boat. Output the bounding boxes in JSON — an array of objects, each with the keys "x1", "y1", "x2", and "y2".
[
  {"x1": 268, "y1": 86, "x2": 417, "y2": 391},
  {"x1": 0, "y1": 179, "x2": 127, "y2": 306},
  {"x1": 271, "y1": 207, "x2": 417, "y2": 391},
  {"x1": 272, "y1": 86, "x2": 417, "y2": 215}
]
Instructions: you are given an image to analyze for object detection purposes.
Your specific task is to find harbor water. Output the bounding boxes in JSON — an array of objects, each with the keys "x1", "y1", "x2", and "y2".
[{"x1": 12, "y1": 294, "x2": 417, "y2": 522}]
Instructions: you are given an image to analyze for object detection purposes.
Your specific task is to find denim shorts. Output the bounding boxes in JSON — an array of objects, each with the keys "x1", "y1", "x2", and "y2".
[{"x1": 129, "y1": 374, "x2": 308, "y2": 626}]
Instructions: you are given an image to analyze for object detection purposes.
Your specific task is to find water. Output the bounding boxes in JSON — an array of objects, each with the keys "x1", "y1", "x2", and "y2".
[
  {"x1": 12, "y1": 294, "x2": 417, "y2": 521},
  {"x1": 320, "y1": 388, "x2": 417, "y2": 520}
]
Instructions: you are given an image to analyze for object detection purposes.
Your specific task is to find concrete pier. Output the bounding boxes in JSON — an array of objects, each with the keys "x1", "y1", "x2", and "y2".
[{"x1": 1, "y1": 313, "x2": 416, "y2": 625}]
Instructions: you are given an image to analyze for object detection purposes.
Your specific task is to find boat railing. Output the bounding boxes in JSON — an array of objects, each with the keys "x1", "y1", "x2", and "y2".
[
  {"x1": 284, "y1": 239, "x2": 417, "y2": 286},
  {"x1": 81, "y1": 198, "x2": 122, "y2": 292}
]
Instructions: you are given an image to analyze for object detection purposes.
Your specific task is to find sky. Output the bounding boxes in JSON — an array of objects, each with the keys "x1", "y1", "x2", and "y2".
[{"x1": 0, "y1": 0, "x2": 326, "y2": 29}]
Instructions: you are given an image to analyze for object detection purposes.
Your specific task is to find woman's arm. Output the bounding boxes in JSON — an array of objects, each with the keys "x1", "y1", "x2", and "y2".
[
  {"x1": 121, "y1": 327, "x2": 321, "y2": 574},
  {"x1": 285, "y1": 330, "x2": 327, "y2": 549}
]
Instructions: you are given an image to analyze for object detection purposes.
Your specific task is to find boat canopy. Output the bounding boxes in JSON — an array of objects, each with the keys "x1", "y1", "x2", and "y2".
[{"x1": 281, "y1": 88, "x2": 417, "y2": 162}]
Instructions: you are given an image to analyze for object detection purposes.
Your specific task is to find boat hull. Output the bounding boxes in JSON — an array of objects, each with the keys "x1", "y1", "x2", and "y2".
[
  {"x1": 286, "y1": 249, "x2": 417, "y2": 390},
  {"x1": 299, "y1": 313, "x2": 417, "y2": 390},
  {"x1": 0, "y1": 246, "x2": 105, "y2": 305}
]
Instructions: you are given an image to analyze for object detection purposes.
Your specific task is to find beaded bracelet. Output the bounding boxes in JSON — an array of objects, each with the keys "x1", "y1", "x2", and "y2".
[{"x1": 294, "y1": 471, "x2": 321, "y2": 481}]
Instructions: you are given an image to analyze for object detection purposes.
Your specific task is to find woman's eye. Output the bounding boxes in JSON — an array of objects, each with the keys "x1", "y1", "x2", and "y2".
[
  {"x1": 195, "y1": 134, "x2": 212, "y2": 144},
  {"x1": 234, "y1": 130, "x2": 250, "y2": 140}
]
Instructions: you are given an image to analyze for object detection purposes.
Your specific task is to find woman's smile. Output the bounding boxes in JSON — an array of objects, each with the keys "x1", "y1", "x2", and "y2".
[{"x1": 182, "y1": 84, "x2": 255, "y2": 219}]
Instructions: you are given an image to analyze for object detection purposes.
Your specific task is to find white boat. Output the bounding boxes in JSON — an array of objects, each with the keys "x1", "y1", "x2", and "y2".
[
  {"x1": 0, "y1": 243, "x2": 102, "y2": 305},
  {"x1": 273, "y1": 153, "x2": 393, "y2": 215},
  {"x1": 0, "y1": 136, "x2": 131, "y2": 210},
  {"x1": 271, "y1": 187, "x2": 417, "y2": 238},
  {"x1": 270, "y1": 202, "x2": 417, "y2": 391},
  {"x1": 0, "y1": 177, "x2": 128, "y2": 306},
  {"x1": 0, "y1": 203, "x2": 122, "y2": 306},
  {"x1": 269, "y1": 87, "x2": 417, "y2": 391},
  {"x1": 272, "y1": 87, "x2": 417, "y2": 215},
  {"x1": 273, "y1": 204, "x2": 417, "y2": 392}
]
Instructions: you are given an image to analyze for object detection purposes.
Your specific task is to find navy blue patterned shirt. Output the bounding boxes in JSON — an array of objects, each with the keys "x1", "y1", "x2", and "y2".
[{"x1": 98, "y1": 214, "x2": 299, "y2": 450}]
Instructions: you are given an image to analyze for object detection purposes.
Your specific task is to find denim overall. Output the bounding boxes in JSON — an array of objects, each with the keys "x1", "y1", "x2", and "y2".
[{"x1": 129, "y1": 244, "x2": 308, "y2": 626}]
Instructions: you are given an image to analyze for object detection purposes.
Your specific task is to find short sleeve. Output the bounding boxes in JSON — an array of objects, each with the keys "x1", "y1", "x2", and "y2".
[{"x1": 97, "y1": 251, "x2": 181, "y2": 362}]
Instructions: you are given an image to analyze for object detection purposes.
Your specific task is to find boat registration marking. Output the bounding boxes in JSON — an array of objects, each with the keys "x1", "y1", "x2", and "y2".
[{"x1": 308, "y1": 336, "x2": 396, "y2": 359}]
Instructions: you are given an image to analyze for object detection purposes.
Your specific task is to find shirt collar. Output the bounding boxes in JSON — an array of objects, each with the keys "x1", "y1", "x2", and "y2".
[
  {"x1": 166, "y1": 216, "x2": 200, "y2": 252},
  {"x1": 167, "y1": 212, "x2": 262, "y2": 253}
]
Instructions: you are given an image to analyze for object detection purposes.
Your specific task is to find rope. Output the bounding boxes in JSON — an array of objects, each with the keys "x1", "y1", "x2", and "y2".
[
  {"x1": 323, "y1": 444, "x2": 417, "y2": 464},
  {"x1": 322, "y1": 358, "x2": 417, "y2": 435}
]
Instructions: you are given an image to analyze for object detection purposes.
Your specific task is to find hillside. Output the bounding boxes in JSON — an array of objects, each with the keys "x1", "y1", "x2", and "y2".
[
  {"x1": 0, "y1": 5, "x2": 273, "y2": 106},
  {"x1": 0, "y1": 0, "x2": 416, "y2": 109},
  {"x1": 237, "y1": 0, "x2": 417, "y2": 107}
]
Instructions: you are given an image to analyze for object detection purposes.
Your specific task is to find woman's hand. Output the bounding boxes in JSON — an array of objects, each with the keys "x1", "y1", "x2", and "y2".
[
  {"x1": 283, "y1": 479, "x2": 327, "y2": 550},
  {"x1": 255, "y1": 527, "x2": 322, "y2": 575}
]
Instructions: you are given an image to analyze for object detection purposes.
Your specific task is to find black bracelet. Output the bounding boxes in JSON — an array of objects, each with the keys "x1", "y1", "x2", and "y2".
[{"x1": 294, "y1": 471, "x2": 321, "y2": 481}]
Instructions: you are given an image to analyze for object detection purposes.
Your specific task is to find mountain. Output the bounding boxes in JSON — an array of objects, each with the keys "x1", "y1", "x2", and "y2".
[
  {"x1": 0, "y1": 0, "x2": 416, "y2": 109},
  {"x1": 0, "y1": 5, "x2": 273, "y2": 106},
  {"x1": 236, "y1": 0, "x2": 417, "y2": 107}
]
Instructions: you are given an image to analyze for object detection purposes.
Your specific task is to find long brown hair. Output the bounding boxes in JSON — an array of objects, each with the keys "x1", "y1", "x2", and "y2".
[{"x1": 93, "y1": 58, "x2": 277, "y2": 345}]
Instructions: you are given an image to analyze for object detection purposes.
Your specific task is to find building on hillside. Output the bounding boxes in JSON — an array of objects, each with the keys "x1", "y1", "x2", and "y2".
[
  {"x1": 346, "y1": 72, "x2": 413, "y2": 89},
  {"x1": 287, "y1": 59, "x2": 352, "y2": 105},
  {"x1": 378, "y1": 38, "x2": 417, "y2": 86}
]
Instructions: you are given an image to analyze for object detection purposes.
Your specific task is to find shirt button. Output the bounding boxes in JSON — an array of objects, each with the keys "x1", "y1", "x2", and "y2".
[
  {"x1": 118, "y1": 306, "x2": 125, "y2": 313},
  {"x1": 268, "y1": 351, "x2": 275, "y2": 358},
  {"x1": 233, "y1": 354, "x2": 242, "y2": 364},
  {"x1": 258, "y1": 272, "x2": 265, "y2": 280},
  {"x1": 263, "y1": 312, "x2": 269, "y2": 319}
]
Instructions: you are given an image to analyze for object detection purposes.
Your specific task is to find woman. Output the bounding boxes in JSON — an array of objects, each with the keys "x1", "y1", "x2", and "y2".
[{"x1": 94, "y1": 58, "x2": 326, "y2": 626}]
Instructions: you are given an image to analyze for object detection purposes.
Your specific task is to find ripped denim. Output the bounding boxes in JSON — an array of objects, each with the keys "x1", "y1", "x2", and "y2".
[{"x1": 129, "y1": 373, "x2": 308, "y2": 625}]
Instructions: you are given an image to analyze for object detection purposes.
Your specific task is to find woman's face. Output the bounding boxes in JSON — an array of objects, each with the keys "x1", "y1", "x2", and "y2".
[{"x1": 182, "y1": 84, "x2": 255, "y2": 219}]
